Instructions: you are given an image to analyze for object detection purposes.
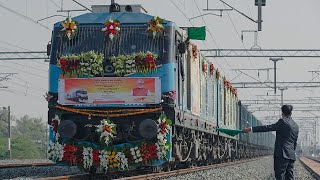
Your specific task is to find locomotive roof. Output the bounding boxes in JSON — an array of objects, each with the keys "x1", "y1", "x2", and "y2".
[{"x1": 54, "y1": 12, "x2": 173, "y2": 27}]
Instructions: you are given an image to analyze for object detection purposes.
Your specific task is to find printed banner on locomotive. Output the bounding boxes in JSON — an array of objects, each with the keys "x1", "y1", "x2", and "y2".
[{"x1": 58, "y1": 77, "x2": 161, "y2": 105}]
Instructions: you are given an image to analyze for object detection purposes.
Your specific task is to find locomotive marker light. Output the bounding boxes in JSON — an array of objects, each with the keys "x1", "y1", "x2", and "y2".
[
  {"x1": 57, "y1": 120, "x2": 77, "y2": 139},
  {"x1": 139, "y1": 119, "x2": 158, "y2": 139},
  {"x1": 58, "y1": 119, "x2": 92, "y2": 140}
]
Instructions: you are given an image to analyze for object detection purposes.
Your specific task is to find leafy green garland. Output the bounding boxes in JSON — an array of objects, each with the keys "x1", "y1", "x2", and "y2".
[
  {"x1": 110, "y1": 52, "x2": 158, "y2": 77},
  {"x1": 58, "y1": 51, "x2": 104, "y2": 78}
]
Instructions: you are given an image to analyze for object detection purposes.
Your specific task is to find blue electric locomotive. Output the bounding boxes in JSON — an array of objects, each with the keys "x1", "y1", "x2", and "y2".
[{"x1": 47, "y1": 3, "x2": 275, "y2": 173}]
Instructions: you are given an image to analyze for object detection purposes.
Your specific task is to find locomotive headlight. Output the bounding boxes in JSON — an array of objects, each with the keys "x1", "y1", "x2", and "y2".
[
  {"x1": 57, "y1": 120, "x2": 77, "y2": 138},
  {"x1": 138, "y1": 119, "x2": 158, "y2": 140}
]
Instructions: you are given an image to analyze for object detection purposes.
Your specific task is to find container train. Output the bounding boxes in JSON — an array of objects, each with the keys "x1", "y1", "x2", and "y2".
[{"x1": 47, "y1": 3, "x2": 275, "y2": 173}]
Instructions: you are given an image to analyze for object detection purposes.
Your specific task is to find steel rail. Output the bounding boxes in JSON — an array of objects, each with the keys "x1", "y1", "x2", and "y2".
[
  {"x1": 299, "y1": 156, "x2": 320, "y2": 179},
  {"x1": 36, "y1": 157, "x2": 266, "y2": 180}
]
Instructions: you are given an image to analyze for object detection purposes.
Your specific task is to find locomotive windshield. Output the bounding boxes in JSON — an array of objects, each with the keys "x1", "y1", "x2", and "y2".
[{"x1": 53, "y1": 25, "x2": 164, "y2": 63}]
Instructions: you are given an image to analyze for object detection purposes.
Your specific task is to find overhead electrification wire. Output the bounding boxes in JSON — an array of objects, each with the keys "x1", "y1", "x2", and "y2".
[
  {"x1": 0, "y1": 2, "x2": 52, "y2": 31},
  {"x1": 0, "y1": 47, "x2": 48, "y2": 73},
  {"x1": 222, "y1": 3, "x2": 256, "y2": 69},
  {"x1": 0, "y1": 64, "x2": 47, "y2": 79},
  {"x1": 48, "y1": 0, "x2": 62, "y2": 9},
  {"x1": 192, "y1": 0, "x2": 234, "y2": 73},
  {"x1": 0, "y1": 41, "x2": 48, "y2": 65},
  {"x1": 169, "y1": 0, "x2": 228, "y2": 74}
]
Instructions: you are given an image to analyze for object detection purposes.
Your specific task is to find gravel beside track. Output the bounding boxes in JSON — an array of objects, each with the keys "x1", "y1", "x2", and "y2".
[
  {"x1": 0, "y1": 159, "x2": 82, "y2": 180},
  {"x1": 163, "y1": 156, "x2": 315, "y2": 180}
]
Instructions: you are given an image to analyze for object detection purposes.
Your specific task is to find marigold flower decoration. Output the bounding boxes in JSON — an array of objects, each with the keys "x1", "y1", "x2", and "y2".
[
  {"x1": 147, "y1": 16, "x2": 164, "y2": 38},
  {"x1": 96, "y1": 119, "x2": 117, "y2": 145},
  {"x1": 61, "y1": 16, "x2": 79, "y2": 40},
  {"x1": 102, "y1": 18, "x2": 120, "y2": 40}
]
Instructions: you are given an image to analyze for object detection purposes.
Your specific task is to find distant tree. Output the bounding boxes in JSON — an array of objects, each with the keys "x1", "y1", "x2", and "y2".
[
  {"x1": 0, "y1": 137, "x2": 8, "y2": 159},
  {"x1": 0, "y1": 109, "x2": 8, "y2": 137},
  {"x1": 11, "y1": 115, "x2": 48, "y2": 159},
  {"x1": 11, "y1": 136, "x2": 42, "y2": 159},
  {"x1": 13, "y1": 115, "x2": 47, "y2": 141}
]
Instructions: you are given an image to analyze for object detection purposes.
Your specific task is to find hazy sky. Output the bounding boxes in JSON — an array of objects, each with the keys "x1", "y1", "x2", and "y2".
[{"x1": 0, "y1": 0, "x2": 319, "y2": 144}]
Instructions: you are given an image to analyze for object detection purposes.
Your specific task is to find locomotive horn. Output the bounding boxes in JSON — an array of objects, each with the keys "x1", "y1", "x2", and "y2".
[
  {"x1": 139, "y1": 119, "x2": 157, "y2": 139},
  {"x1": 57, "y1": 120, "x2": 77, "y2": 139}
]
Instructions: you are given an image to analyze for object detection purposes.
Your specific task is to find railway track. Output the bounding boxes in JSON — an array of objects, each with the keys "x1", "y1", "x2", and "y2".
[
  {"x1": 299, "y1": 156, "x2": 320, "y2": 179},
  {"x1": 36, "y1": 157, "x2": 262, "y2": 180},
  {"x1": 0, "y1": 162, "x2": 55, "y2": 169}
]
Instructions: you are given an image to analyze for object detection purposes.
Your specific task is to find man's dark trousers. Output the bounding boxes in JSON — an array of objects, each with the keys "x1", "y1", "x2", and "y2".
[{"x1": 274, "y1": 157, "x2": 295, "y2": 180}]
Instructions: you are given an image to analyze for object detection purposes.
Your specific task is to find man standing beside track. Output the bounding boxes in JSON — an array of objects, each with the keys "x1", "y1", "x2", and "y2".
[{"x1": 242, "y1": 105, "x2": 299, "y2": 180}]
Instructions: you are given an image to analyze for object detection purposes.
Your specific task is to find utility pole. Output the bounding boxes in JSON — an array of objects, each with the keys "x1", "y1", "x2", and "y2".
[
  {"x1": 7, "y1": 106, "x2": 11, "y2": 159},
  {"x1": 111, "y1": 0, "x2": 115, "y2": 4},
  {"x1": 279, "y1": 87, "x2": 288, "y2": 106},
  {"x1": 255, "y1": 0, "x2": 265, "y2": 31},
  {"x1": 269, "y1": 57, "x2": 283, "y2": 94}
]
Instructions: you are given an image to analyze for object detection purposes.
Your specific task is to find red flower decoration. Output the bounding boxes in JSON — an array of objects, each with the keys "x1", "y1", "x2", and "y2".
[
  {"x1": 135, "y1": 52, "x2": 157, "y2": 74},
  {"x1": 192, "y1": 44, "x2": 198, "y2": 60},
  {"x1": 210, "y1": 64, "x2": 215, "y2": 76},
  {"x1": 58, "y1": 58, "x2": 80, "y2": 76},
  {"x1": 202, "y1": 62, "x2": 207, "y2": 74},
  {"x1": 63, "y1": 145, "x2": 78, "y2": 165},
  {"x1": 92, "y1": 150, "x2": 100, "y2": 166},
  {"x1": 52, "y1": 120, "x2": 59, "y2": 132},
  {"x1": 159, "y1": 121, "x2": 168, "y2": 134},
  {"x1": 216, "y1": 69, "x2": 221, "y2": 80},
  {"x1": 140, "y1": 143, "x2": 158, "y2": 165},
  {"x1": 102, "y1": 19, "x2": 120, "y2": 40}
]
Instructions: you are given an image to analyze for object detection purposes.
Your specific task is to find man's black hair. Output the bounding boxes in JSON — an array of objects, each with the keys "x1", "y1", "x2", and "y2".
[{"x1": 281, "y1": 105, "x2": 293, "y2": 116}]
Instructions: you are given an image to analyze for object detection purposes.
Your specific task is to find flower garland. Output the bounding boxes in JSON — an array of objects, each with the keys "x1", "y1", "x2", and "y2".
[
  {"x1": 140, "y1": 143, "x2": 158, "y2": 164},
  {"x1": 135, "y1": 52, "x2": 157, "y2": 74},
  {"x1": 79, "y1": 51, "x2": 104, "y2": 77},
  {"x1": 58, "y1": 57, "x2": 80, "y2": 77},
  {"x1": 116, "y1": 152, "x2": 128, "y2": 170},
  {"x1": 61, "y1": 16, "x2": 78, "y2": 40},
  {"x1": 102, "y1": 18, "x2": 120, "y2": 40},
  {"x1": 192, "y1": 44, "x2": 198, "y2": 60},
  {"x1": 216, "y1": 68, "x2": 221, "y2": 80},
  {"x1": 99, "y1": 150, "x2": 109, "y2": 172},
  {"x1": 210, "y1": 63, "x2": 215, "y2": 76},
  {"x1": 55, "y1": 105, "x2": 162, "y2": 118},
  {"x1": 63, "y1": 145, "x2": 78, "y2": 165},
  {"x1": 58, "y1": 51, "x2": 104, "y2": 78},
  {"x1": 110, "y1": 52, "x2": 158, "y2": 76},
  {"x1": 202, "y1": 61, "x2": 207, "y2": 74},
  {"x1": 130, "y1": 147, "x2": 142, "y2": 163},
  {"x1": 108, "y1": 151, "x2": 119, "y2": 169},
  {"x1": 83, "y1": 147, "x2": 93, "y2": 169},
  {"x1": 156, "y1": 114, "x2": 171, "y2": 160},
  {"x1": 48, "y1": 140, "x2": 64, "y2": 162},
  {"x1": 110, "y1": 55, "x2": 136, "y2": 76},
  {"x1": 49, "y1": 113, "x2": 171, "y2": 172},
  {"x1": 51, "y1": 114, "x2": 60, "y2": 132},
  {"x1": 147, "y1": 16, "x2": 164, "y2": 38},
  {"x1": 96, "y1": 119, "x2": 117, "y2": 145},
  {"x1": 231, "y1": 87, "x2": 238, "y2": 97}
]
